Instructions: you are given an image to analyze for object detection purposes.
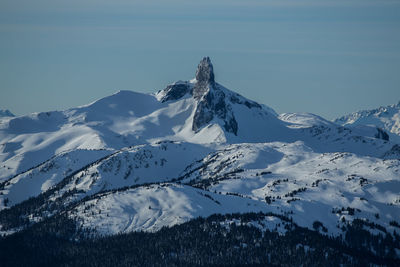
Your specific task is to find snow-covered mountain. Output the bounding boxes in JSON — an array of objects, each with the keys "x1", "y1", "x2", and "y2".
[
  {"x1": 0, "y1": 58, "x2": 395, "y2": 182},
  {"x1": 335, "y1": 102, "x2": 400, "y2": 144},
  {"x1": 0, "y1": 109, "x2": 14, "y2": 118},
  {"x1": 0, "y1": 57, "x2": 399, "y2": 259}
]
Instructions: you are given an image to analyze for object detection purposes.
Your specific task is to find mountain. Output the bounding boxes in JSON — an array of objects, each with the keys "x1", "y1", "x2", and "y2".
[
  {"x1": 335, "y1": 102, "x2": 400, "y2": 144},
  {"x1": 0, "y1": 109, "x2": 14, "y2": 118},
  {"x1": 0, "y1": 58, "x2": 395, "y2": 182},
  {"x1": 0, "y1": 57, "x2": 399, "y2": 264}
]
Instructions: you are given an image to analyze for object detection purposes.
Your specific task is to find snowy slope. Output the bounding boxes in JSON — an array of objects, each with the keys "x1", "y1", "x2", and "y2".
[
  {"x1": 0, "y1": 57, "x2": 399, "y2": 244},
  {"x1": 1, "y1": 140, "x2": 399, "y2": 239},
  {"x1": 1, "y1": 79, "x2": 395, "y2": 182},
  {"x1": 179, "y1": 142, "x2": 400, "y2": 236},
  {"x1": 0, "y1": 141, "x2": 211, "y2": 210},
  {"x1": 0, "y1": 149, "x2": 111, "y2": 208},
  {"x1": 18, "y1": 140, "x2": 396, "y2": 237},
  {"x1": 335, "y1": 102, "x2": 400, "y2": 143},
  {"x1": 69, "y1": 183, "x2": 272, "y2": 235},
  {"x1": 0, "y1": 87, "x2": 274, "y2": 180}
]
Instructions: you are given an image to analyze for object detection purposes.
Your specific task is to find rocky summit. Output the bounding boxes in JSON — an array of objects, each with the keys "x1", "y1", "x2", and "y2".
[{"x1": 193, "y1": 56, "x2": 215, "y2": 99}]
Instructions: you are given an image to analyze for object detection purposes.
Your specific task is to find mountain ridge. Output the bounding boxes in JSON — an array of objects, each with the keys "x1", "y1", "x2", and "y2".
[
  {"x1": 0, "y1": 57, "x2": 398, "y2": 186},
  {"x1": 335, "y1": 101, "x2": 400, "y2": 143}
]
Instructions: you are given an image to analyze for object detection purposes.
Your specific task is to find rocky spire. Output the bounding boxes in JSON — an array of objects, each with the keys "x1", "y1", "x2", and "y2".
[
  {"x1": 195, "y1": 57, "x2": 215, "y2": 84},
  {"x1": 193, "y1": 57, "x2": 215, "y2": 100}
]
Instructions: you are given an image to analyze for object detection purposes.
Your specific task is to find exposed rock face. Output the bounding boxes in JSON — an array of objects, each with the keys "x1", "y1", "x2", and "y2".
[
  {"x1": 192, "y1": 84, "x2": 238, "y2": 135},
  {"x1": 193, "y1": 57, "x2": 215, "y2": 100},
  {"x1": 192, "y1": 57, "x2": 238, "y2": 135},
  {"x1": 195, "y1": 56, "x2": 214, "y2": 83},
  {"x1": 375, "y1": 128, "x2": 389, "y2": 141},
  {"x1": 230, "y1": 94, "x2": 262, "y2": 109},
  {"x1": 383, "y1": 144, "x2": 400, "y2": 159},
  {"x1": 159, "y1": 81, "x2": 191, "y2": 103}
]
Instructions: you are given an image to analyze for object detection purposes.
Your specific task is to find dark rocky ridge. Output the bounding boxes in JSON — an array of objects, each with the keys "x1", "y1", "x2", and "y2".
[
  {"x1": 193, "y1": 57, "x2": 215, "y2": 100},
  {"x1": 375, "y1": 128, "x2": 389, "y2": 141},
  {"x1": 192, "y1": 84, "x2": 238, "y2": 135},
  {"x1": 159, "y1": 81, "x2": 192, "y2": 103}
]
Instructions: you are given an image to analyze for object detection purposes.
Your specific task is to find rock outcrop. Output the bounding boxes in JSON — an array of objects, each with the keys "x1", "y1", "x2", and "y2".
[
  {"x1": 193, "y1": 57, "x2": 215, "y2": 100},
  {"x1": 191, "y1": 57, "x2": 238, "y2": 135},
  {"x1": 159, "y1": 81, "x2": 191, "y2": 103}
]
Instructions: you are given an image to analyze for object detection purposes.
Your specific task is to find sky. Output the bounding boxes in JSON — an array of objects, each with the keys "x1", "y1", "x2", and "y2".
[{"x1": 1, "y1": 0, "x2": 400, "y2": 120}]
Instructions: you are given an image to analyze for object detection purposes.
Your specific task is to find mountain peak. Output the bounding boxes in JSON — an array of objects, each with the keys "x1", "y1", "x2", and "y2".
[
  {"x1": 195, "y1": 57, "x2": 214, "y2": 84},
  {"x1": 157, "y1": 57, "x2": 267, "y2": 136},
  {"x1": 193, "y1": 57, "x2": 215, "y2": 100}
]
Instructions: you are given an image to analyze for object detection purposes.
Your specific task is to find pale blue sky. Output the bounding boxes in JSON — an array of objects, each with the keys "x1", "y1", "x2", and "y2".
[{"x1": 1, "y1": 0, "x2": 400, "y2": 119}]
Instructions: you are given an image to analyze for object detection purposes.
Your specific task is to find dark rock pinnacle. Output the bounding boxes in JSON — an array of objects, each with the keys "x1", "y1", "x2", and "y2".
[
  {"x1": 193, "y1": 57, "x2": 215, "y2": 100},
  {"x1": 195, "y1": 57, "x2": 215, "y2": 84},
  {"x1": 159, "y1": 81, "x2": 191, "y2": 103}
]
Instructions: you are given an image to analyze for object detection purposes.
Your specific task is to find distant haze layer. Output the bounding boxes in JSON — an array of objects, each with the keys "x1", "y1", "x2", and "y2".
[{"x1": 1, "y1": 0, "x2": 400, "y2": 119}]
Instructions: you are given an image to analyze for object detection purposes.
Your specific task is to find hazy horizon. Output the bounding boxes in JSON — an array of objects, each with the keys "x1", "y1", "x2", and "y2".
[{"x1": 1, "y1": 0, "x2": 400, "y2": 119}]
